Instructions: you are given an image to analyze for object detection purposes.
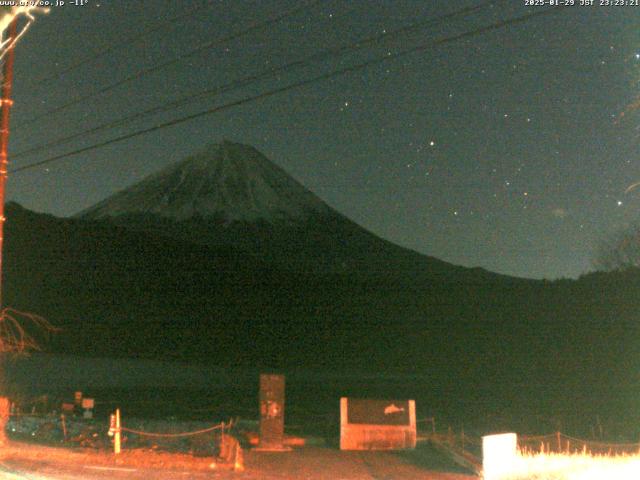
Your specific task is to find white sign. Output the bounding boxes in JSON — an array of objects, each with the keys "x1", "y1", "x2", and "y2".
[{"x1": 482, "y1": 433, "x2": 518, "y2": 480}]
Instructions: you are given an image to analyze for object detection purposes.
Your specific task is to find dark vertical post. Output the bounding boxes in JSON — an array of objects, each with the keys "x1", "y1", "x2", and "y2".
[
  {"x1": 0, "y1": 19, "x2": 17, "y2": 446},
  {"x1": 0, "y1": 18, "x2": 17, "y2": 311},
  {"x1": 258, "y1": 373, "x2": 288, "y2": 451}
]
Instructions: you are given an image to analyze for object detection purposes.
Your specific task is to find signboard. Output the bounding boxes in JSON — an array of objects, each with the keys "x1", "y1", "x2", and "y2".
[
  {"x1": 257, "y1": 373, "x2": 288, "y2": 451},
  {"x1": 482, "y1": 433, "x2": 518, "y2": 480},
  {"x1": 340, "y1": 397, "x2": 416, "y2": 450}
]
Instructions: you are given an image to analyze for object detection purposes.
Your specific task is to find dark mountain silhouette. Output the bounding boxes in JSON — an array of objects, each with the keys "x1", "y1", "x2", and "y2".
[{"x1": 5, "y1": 201, "x2": 518, "y2": 372}]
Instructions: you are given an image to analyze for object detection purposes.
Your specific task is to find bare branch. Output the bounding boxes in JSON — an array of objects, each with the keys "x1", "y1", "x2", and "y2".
[
  {"x1": 0, "y1": 307, "x2": 58, "y2": 354},
  {"x1": 593, "y1": 224, "x2": 640, "y2": 272}
]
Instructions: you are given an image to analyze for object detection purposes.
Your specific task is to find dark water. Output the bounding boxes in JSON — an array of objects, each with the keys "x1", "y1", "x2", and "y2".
[
  {"x1": 6, "y1": 354, "x2": 640, "y2": 443},
  {"x1": 13, "y1": 377, "x2": 640, "y2": 444}
]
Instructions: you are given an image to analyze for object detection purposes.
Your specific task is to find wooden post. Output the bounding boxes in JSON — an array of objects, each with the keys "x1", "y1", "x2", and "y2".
[
  {"x1": 556, "y1": 431, "x2": 561, "y2": 452},
  {"x1": 234, "y1": 441, "x2": 244, "y2": 472},
  {"x1": 0, "y1": 21, "x2": 17, "y2": 448},
  {"x1": 114, "y1": 408, "x2": 121, "y2": 454},
  {"x1": 461, "y1": 425, "x2": 465, "y2": 452},
  {"x1": 60, "y1": 413, "x2": 67, "y2": 441},
  {"x1": 0, "y1": 18, "x2": 17, "y2": 311}
]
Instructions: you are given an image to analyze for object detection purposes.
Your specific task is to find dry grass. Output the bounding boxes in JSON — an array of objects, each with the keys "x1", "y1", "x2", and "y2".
[
  {"x1": 492, "y1": 451, "x2": 640, "y2": 480},
  {"x1": 0, "y1": 440, "x2": 219, "y2": 471}
]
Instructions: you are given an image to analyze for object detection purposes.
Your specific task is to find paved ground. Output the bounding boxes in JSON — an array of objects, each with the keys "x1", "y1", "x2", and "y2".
[
  {"x1": 0, "y1": 441, "x2": 479, "y2": 480},
  {"x1": 0, "y1": 461, "x2": 221, "y2": 480}
]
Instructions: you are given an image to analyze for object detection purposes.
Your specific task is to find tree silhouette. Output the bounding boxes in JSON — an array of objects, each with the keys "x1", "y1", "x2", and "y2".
[
  {"x1": 0, "y1": 308, "x2": 57, "y2": 444},
  {"x1": 593, "y1": 225, "x2": 640, "y2": 272}
]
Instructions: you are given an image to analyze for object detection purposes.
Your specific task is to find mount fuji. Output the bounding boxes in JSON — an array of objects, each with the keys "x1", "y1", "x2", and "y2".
[
  {"x1": 79, "y1": 141, "x2": 332, "y2": 224},
  {"x1": 77, "y1": 141, "x2": 495, "y2": 280}
]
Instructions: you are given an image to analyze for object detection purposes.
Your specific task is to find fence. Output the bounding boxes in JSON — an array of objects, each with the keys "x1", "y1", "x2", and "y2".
[
  {"x1": 416, "y1": 422, "x2": 640, "y2": 477},
  {"x1": 112, "y1": 411, "x2": 243, "y2": 470},
  {"x1": 7, "y1": 407, "x2": 240, "y2": 461},
  {"x1": 519, "y1": 431, "x2": 640, "y2": 456}
]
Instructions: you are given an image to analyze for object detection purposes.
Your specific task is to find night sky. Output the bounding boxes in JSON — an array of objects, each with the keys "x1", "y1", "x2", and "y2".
[{"x1": 4, "y1": 1, "x2": 640, "y2": 280}]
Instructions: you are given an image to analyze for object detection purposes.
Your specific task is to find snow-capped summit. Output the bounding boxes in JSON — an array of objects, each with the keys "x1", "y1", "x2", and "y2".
[
  {"x1": 78, "y1": 141, "x2": 331, "y2": 223},
  {"x1": 76, "y1": 140, "x2": 480, "y2": 278}
]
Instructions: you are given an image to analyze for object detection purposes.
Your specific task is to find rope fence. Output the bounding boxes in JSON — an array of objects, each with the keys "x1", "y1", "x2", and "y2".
[
  {"x1": 109, "y1": 411, "x2": 244, "y2": 470},
  {"x1": 106, "y1": 409, "x2": 241, "y2": 457},
  {"x1": 419, "y1": 426, "x2": 640, "y2": 470},
  {"x1": 120, "y1": 421, "x2": 226, "y2": 438},
  {"x1": 518, "y1": 432, "x2": 640, "y2": 455}
]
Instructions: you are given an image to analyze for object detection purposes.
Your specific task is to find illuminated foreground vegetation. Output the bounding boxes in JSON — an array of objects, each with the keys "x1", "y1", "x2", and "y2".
[{"x1": 495, "y1": 451, "x2": 640, "y2": 480}]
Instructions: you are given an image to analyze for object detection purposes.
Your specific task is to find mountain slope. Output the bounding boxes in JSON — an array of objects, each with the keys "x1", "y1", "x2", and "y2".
[
  {"x1": 79, "y1": 141, "x2": 332, "y2": 223},
  {"x1": 4, "y1": 202, "x2": 526, "y2": 372},
  {"x1": 76, "y1": 141, "x2": 501, "y2": 280}
]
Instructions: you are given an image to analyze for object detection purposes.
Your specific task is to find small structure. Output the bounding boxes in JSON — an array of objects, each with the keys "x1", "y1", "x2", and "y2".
[
  {"x1": 81, "y1": 398, "x2": 94, "y2": 419},
  {"x1": 340, "y1": 397, "x2": 416, "y2": 450},
  {"x1": 256, "y1": 373, "x2": 290, "y2": 451},
  {"x1": 482, "y1": 433, "x2": 518, "y2": 480}
]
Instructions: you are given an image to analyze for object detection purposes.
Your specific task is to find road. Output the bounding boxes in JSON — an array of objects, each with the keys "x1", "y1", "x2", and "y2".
[
  {"x1": 0, "y1": 442, "x2": 478, "y2": 480},
  {"x1": 0, "y1": 460, "x2": 228, "y2": 480}
]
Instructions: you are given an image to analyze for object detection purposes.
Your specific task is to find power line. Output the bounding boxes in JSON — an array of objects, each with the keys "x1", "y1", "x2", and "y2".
[
  {"x1": 10, "y1": 6, "x2": 568, "y2": 175},
  {"x1": 24, "y1": 1, "x2": 216, "y2": 88},
  {"x1": 15, "y1": 0, "x2": 325, "y2": 127},
  {"x1": 13, "y1": 0, "x2": 502, "y2": 160}
]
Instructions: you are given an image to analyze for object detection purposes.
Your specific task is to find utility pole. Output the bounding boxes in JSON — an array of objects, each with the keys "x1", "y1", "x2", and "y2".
[{"x1": 0, "y1": 18, "x2": 17, "y2": 311}]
